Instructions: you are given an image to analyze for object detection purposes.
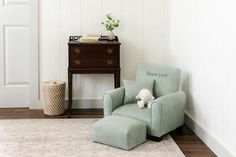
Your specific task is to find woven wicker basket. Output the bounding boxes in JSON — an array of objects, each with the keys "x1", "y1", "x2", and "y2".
[{"x1": 41, "y1": 81, "x2": 65, "y2": 116}]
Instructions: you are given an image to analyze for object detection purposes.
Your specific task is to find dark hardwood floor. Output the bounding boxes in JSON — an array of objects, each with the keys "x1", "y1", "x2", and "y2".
[
  {"x1": 0, "y1": 108, "x2": 216, "y2": 157},
  {"x1": 171, "y1": 126, "x2": 216, "y2": 157}
]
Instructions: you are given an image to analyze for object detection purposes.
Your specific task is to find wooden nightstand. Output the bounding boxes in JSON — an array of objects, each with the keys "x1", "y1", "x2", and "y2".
[{"x1": 67, "y1": 36, "x2": 121, "y2": 117}]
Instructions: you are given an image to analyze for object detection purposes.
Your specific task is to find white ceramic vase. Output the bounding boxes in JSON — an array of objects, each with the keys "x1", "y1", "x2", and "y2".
[{"x1": 107, "y1": 31, "x2": 115, "y2": 40}]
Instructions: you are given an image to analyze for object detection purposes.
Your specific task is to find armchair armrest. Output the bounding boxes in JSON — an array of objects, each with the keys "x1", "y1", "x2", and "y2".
[
  {"x1": 151, "y1": 91, "x2": 186, "y2": 137},
  {"x1": 103, "y1": 87, "x2": 125, "y2": 116}
]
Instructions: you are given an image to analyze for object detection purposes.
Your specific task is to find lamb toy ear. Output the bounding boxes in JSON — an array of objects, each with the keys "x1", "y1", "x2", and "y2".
[{"x1": 136, "y1": 95, "x2": 140, "y2": 99}]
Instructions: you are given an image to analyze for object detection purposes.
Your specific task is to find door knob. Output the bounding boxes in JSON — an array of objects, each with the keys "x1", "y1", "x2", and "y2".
[
  {"x1": 107, "y1": 48, "x2": 113, "y2": 54},
  {"x1": 74, "y1": 60, "x2": 81, "y2": 65},
  {"x1": 75, "y1": 48, "x2": 81, "y2": 54},
  {"x1": 107, "y1": 60, "x2": 113, "y2": 65}
]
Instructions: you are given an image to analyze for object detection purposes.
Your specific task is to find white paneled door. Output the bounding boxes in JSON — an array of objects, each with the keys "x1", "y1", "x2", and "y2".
[{"x1": 0, "y1": 0, "x2": 38, "y2": 107}]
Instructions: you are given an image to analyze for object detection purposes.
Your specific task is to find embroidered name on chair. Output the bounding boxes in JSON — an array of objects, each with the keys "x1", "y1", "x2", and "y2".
[{"x1": 146, "y1": 71, "x2": 168, "y2": 78}]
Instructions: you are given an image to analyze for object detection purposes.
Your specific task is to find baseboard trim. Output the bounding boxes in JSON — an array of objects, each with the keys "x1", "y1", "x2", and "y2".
[
  {"x1": 185, "y1": 112, "x2": 235, "y2": 157},
  {"x1": 65, "y1": 99, "x2": 103, "y2": 109},
  {"x1": 30, "y1": 99, "x2": 103, "y2": 109}
]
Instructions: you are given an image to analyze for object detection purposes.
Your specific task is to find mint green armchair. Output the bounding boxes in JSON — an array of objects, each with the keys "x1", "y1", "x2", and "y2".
[{"x1": 103, "y1": 64, "x2": 186, "y2": 140}]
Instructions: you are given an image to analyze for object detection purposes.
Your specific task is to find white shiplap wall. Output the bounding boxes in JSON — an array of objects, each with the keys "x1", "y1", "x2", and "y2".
[
  {"x1": 165, "y1": 0, "x2": 236, "y2": 156},
  {"x1": 39, "y1": 0, "x2": 165, "y2": 101}
]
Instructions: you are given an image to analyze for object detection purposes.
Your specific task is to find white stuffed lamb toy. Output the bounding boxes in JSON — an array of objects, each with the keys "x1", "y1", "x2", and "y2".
[{"x1": 136, "y1": 89, "x2": 155, "y2": 109}]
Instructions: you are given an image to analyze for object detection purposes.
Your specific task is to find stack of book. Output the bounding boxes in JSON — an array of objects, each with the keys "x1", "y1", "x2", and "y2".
[{"x1": 79, "y1": 34, "x2": 100, "y2": 43}]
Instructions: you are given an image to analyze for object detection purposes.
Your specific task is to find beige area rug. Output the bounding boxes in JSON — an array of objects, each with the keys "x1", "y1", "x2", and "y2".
[{"x1": 0, "y1": 119, "x2": 185, "y2": 157}]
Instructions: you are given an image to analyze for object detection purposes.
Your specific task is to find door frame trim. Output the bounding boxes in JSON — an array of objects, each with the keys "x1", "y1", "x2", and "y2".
[{"x1": 29, "y1": 0, "x2": 40, "y2": 109}]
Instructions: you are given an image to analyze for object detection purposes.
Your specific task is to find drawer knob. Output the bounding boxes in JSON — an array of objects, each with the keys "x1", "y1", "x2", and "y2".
[
  {"x1": 107, "y1": 60, "x2": 113, "y2": 65},
  {"x1": 74, "y1": 60, "x2": 81, "y2": 65},
  {"x1": 75, "y1": 48, "x2": 81, "y2": 54},
  {"x1": 107, "y1": 48, "x2": 113, "y2": 54}
]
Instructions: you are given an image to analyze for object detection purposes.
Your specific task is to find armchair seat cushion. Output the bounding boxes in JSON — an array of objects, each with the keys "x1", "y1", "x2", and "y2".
[{"x1": 112, "y1": 103, "x2": 152, "y2": 133}]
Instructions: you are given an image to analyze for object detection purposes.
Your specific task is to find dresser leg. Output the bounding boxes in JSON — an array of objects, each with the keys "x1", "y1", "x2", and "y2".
[
  {"x1": 67, "y1": 72, "x2": 73, "y2": 117},
  {"x1": 114, "y1": 71, "x2": 120, "y2": 88}
]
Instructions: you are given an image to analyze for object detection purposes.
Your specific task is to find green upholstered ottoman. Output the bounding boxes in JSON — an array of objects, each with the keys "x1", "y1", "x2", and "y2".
[{"x1": 91, "y1": 115, "x2": 146, "y2": 150}]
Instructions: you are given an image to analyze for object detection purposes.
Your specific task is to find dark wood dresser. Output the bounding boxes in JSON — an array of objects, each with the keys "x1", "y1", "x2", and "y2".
[{"x1": 67, "y1": 36, "x2": 121, "y2": 117}]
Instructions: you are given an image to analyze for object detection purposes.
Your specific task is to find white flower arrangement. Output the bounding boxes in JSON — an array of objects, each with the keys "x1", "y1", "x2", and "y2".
[{"x1": 101, "y1": 13, "x2": 120, "y2": 31}]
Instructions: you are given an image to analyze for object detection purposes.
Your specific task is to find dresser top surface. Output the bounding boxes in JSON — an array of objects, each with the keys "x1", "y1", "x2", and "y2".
[
  {"x1": 68, "y1": 36, "x2": 121, "y2": 46},
  {"x1": 68, "y1": 40, "x2": 121, "y2": 45}
]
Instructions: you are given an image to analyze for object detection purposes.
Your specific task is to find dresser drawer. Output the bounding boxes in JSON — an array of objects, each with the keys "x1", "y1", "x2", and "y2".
[
  {"x1": 70, "y1": 45, "x2": 119, "y2": 59},
  {"x1": 70, "y1": 58, "x2": 119, "y2": 68}
]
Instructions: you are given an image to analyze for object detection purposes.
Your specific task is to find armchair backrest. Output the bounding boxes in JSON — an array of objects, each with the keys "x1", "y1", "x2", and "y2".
[{"x1": 136, "y1": 64, "x2": 181, "y2": 98}]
